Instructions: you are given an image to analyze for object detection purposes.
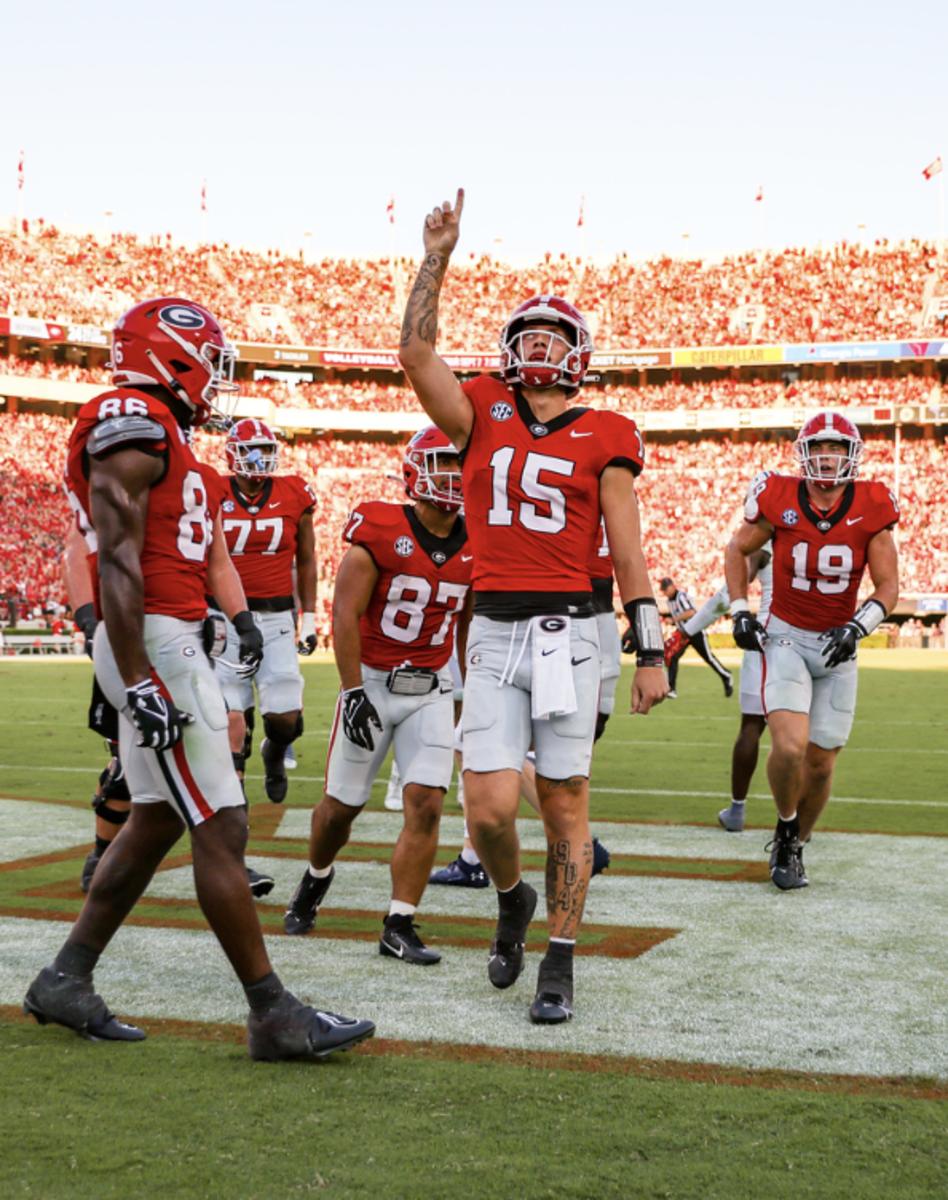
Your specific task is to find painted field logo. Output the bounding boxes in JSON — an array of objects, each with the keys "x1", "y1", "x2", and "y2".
[
  {"x1": 490, "y1": 402, "x2": 513, "y2": 421},
  {"x1": 782, "y1": 508, "x2": 799, "y2": 525},
  {"x1": 394, "y1": 536, "x2": 414, "y2": 557},
  {"x1": 159, "y1": 304, "x2": 206, "y2": 330}
]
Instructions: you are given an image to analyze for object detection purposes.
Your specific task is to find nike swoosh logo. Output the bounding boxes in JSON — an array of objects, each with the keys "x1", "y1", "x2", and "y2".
[
  {"x1": 461, "y1": 554, "x2": 473, "y2": 562},
  {"x1": 570, "y1": 430, "x2": 593, "y2": 438},
  {"x1": 383, "y1": 940, "x2": 404, "y2": 958},
  {"x1": 541, "y1": 648, "x2": 557, "y2": 656},
  {"x1": 268, "y1": 502, "x2": 281, "y2": 509},
  {"x1": 571, "y1": 656, "x2": 591, "y2": 666},
  {"x1": 845, "y1": 517, "x2": 863, "y2": 526}
]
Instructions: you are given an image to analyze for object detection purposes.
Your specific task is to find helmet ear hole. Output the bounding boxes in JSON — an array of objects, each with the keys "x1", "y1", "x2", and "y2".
[{"x1": 169, "y1": 359, "x2": 192, "y2": 374}]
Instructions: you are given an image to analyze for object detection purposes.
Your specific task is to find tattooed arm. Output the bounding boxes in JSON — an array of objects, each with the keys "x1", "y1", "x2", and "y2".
[{"x1": 398, "y1": 188, "x2": 473, "y2": 448}]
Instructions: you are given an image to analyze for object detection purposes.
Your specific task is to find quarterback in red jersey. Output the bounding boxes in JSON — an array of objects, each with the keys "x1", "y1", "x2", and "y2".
[
  {"x1": 25, "y1": 297, "x2": 373, "y2": 1060},
  {"x1": 211, "y1": 418, "x2": 317, "y2": 806},
  {"x1": 283, "y1": 426, "x2": 472, "y2": 966},
  {"x1": 725, "y1": 412, "x2": 900, "y2": 889},
  {"x1": 399, "y1": 190, "x2": 667, "y2": 1025}
]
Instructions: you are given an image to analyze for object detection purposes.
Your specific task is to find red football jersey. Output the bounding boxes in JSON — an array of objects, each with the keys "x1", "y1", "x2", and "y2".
[
  {"x1": 65, "y1": 388, "x2": 215, "y2": 621},
  {"x1": 218, "y1": 473, "x2": 315, "y2": 599},
  {"x1": 342, "y1": 501, "x2": 472, "y2": 671},
  {"x1": 746, "y1": 473, "x2": 899, "y2": 631},
  {"x1": 588, "y1": 517, "x2": 615, "y2": 613},
  {"x1": 460, "y1": 377, "x2": 643, "y2": 604}
]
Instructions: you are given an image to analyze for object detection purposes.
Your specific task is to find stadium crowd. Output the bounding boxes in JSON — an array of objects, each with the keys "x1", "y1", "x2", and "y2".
[
  {"x1": 1, "y1": 226, "x2": 942, "y2": 349},
  {"x1": 0, "y1": 353, "x2": 940, "y2": 415},
  {"x1": 1, "y1": 413, "x2": 943, "y2": 641}
]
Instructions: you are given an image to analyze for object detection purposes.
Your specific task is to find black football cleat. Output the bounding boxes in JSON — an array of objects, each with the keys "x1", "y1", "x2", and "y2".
[
  {"x1": 529, "y1": 957, "x2": 574, "y2": 1025},
  {"x1": 488, "y1": 882, "x2": 538, "y2": 990},
  {"x1": 79, "y1": 848, "x2": 101, "y2": 894},
  {"x1": 23, "y1": 966, "x2": 145, "y2": 1042},
  {"x1": 284, "y1": 867, "x2": 335, "y2": 935},
  {"x1": 429, "y1": 854, "x2": 490, "y2": 888},
  {"x1": 724, "y1": 678, "x2": 734, "y2": 698},
  {"x1": 379, "y1": 914, "x2": 441, "y2": 965},
  {"x1": 247, "y1": 989, "x2": 375, "y2": 1061},
  {"x1": 591, "y1": 838, "x2": 610, "y2": 876},
  {"x1": 771, "y1": 837, "x2": 809, "y2": 890},
  {"x1": 246, "y1": 866, "x2": 275, "y2": 899},
  {"x1": 261, "y1": 738, "x2": 289, "y2": 804}
]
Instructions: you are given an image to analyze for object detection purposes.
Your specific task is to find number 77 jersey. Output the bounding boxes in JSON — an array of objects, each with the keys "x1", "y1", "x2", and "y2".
[
  {"x1": 745, "y1": 473, "x2": 899, "y2": 631},
  {"x1": 343, "y1": 501, "x2": 472, "y2": 670}
]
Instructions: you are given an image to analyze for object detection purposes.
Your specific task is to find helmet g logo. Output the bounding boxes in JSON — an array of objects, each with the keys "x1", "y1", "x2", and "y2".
[{"x1": 159, "y1": 304, "x2": 206, "y2": 330}]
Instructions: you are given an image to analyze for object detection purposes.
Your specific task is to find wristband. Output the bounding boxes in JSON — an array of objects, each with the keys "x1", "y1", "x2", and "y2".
[
  {"x1": 622, "y1": 598, "x2": 665, "y2": 668},
  {"x1": 851, "y1": 598, "x2": 886, "y2": 637},
  {"x1": 233, "y1": 610, "x2": 256, "y2": 636},
  {"x1": 729, "y1": 599, "x2": 749, "y2": 616}
]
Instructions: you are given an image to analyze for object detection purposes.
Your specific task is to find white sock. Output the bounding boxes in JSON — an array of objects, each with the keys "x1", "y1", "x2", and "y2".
[
  {"x1": 549, "y1": 936, "x2": 576, "y2": 947},
  {"x1": 731, "y1": 798, "x2": 746, "y2": 808},
  {"x1": 460, "y1": 846, "x2": 480, "y2": 866},
  {"x1": 779, "y1": 811, "x2": 797, "y2": 823},
  {"x1": 308, "y1": 864, "x2": 332, "y2": 879},
  {"x1": 388, "y1": 899, "x2": 415, "y2": 918}
]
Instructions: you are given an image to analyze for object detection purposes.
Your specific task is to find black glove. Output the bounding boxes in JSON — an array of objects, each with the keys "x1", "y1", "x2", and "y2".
[
  {"x1": 620, "y1": 626, "x2": 636, "y2": 655},
  {"x1": 297, "y1": 613, "x2": 317, "y2": 656},
  {"x1": 202, "y1": 613, "x2": 227, "y2": 659},
  {"x1": 341, "y1": 687, "x2": 383, "y2": 752},
  {"x1": 819, "y1": 623, "x2": 860, "y2": 668},
  {"x1": 732, "y1": 610, "x2": 767, "y2": 653},
  {"x1": 74, "y1": 602, "x2": 97, "y2": 661},
  {"x1": 125, "y1": 679, "x2": 194, "y2": 750},
  {"x1": 232, "y1": 610, "x2": 264, "y2": 679}
]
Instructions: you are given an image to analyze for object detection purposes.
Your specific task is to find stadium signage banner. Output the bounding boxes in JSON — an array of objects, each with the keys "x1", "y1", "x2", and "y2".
[{"x1": 673, "y1": 345, "x2": 784, "y2": 367}]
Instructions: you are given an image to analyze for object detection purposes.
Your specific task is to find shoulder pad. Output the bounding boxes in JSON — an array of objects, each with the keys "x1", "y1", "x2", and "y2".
[
  {"x1": 87, "y1": 415, "x2": 166, "y2": 457},
  {"x1": 744, "y1": 470, "x2": 774, "y2": 521}
]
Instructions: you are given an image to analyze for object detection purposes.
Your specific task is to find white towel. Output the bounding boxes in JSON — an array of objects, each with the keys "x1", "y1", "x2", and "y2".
[{"x1": 530, "y1": 615, "x2": 577, "y2": 720}]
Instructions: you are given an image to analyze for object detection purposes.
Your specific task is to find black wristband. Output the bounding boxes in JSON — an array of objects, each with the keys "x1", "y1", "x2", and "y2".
[
  {"x1": 622, "y1": 597, "x2": 664, "y2": 667},
  {"x1": 75, "y1": 602, "x2": 96, "y2": 630},
  {"x1": 232, "y1": 610, "x2": 255, "y2": 636}
]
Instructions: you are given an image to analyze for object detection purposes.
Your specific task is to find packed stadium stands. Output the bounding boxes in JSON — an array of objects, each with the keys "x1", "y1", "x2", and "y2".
[
  {"x1": 1, "y1": 227, "x2": 944, "y2": 349},
  {"x1": 2, "y1": 412, "x2": 943, "y2": 642}
]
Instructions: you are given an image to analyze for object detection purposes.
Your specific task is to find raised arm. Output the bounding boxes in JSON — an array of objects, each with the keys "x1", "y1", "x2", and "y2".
[{"x1": 398, "y1": 188, "x2": 473, "y2": 448}]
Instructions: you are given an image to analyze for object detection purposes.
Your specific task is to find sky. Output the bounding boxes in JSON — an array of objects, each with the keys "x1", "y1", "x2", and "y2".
[{"x1": 3, "y1": 0, "x2": 947, "y2": 263}]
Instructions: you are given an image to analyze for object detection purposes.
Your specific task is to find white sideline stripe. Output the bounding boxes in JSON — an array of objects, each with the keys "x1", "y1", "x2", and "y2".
[
  {"x1": 2, "y1": 769, "x2": 943, "y2": 809},
  {"x1": 608, "y1": 739, "x2": 948, "y2": 755}
]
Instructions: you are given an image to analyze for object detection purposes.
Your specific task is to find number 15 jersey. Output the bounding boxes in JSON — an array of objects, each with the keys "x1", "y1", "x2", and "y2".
[
  {"x1": 746, "y1": 473, "x2": 899, "y2": 631},
  {"x1": 460, "y1": 377, "x2": 644, "y2": 607}
]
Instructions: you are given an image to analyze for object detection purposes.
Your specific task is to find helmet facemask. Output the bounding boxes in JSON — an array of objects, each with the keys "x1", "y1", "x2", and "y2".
[
  {"x1": 406, "y1": 445, "x2": 463, "y2": 512},
  {"x1": 500, "y1": 321, "x2": 582, "y2": 391},
  {"x1": 795, "y1": 436, "x2": 862, "y2": 489}
]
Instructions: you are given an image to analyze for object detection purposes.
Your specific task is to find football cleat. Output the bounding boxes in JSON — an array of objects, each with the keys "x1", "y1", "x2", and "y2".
[
  {"x1": 724, "y1": 678, "x2": 734, "y2": 698},
  {"x1": 23, "y1": 966, "x2": 146, "y2": 1042},
  {"x1": 429, "y1": 855, "x2": 490, "y2": 888},
  {"x1": 379, "y1": 914, "x2": 441, "y2": 965},
  {"x1": 283, "y1": 867, "x2": 335, "y2": 936},
  {"x1": 79, "y1": 848, "x2": 101, "y2": 894},
  {"x1": 717, "y1": 804, "x2": 745, "y2": 833},
  {"x1": 488, "y1": 883, "x2": 538, "y2": 990},
  {"x1": 246, "y1": 866, "x2": 275, "y2": 899},
  {"x1": 771, "y1": 838, "x2": 809, "y2": 890},
  {"x1": 666, "y1": 690, "x2": 678, "y2": 700},
  {"x1": 529, "y1": 958, "x2": 574, "y2": 1025},
  {"x1": 261, "y1": 739, "x2": 288, "y2": 804},
  {"x1": 285, "y1": 744, "x2": 298, "y2": 770},
  {"x1": 591, "y1": 838, "x2": 610, "y2": 876},
  {"x1": 247, "y1": 989, "x2": 375, "y2": 1061}
]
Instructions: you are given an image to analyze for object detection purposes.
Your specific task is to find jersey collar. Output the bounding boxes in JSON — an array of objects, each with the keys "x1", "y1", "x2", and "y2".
[
  {"x1": 798, "y1": 480, "x2": 855, "y2": 533},
  {"x1": 231, "y1": 476, "x2": 273, "y2": 514},
  {"x1": 515, "y1": 389, "x2": 589, "y2": 439},
  {"x1": 404, "y1": 505, "x2": 467, "y2": 563}
]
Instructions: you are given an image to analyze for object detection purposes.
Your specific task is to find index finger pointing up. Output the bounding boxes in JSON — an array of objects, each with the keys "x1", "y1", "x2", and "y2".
[{"x1": 454, "y1": 187, "x2": 465, "y2": 220}]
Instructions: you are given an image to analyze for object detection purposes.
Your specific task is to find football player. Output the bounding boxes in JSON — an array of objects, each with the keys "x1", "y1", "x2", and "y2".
[
  {"x1": 210, "y1": 419, "x2": 317, "y2": 807},
  {"x1": 283, "y1": 425, "x2": 472, "y2": 966},
  {"x1": 656, "y1": 577, "x2": 733, "y2": 699},
  {"x1": 399, "y1": 190, "x2": 667, "y2": 1024},
  {"x1": 25, "y1": 297, "x2": 373, "y2": 1059},
  {"x1": 725, "y1": 412, "x2": 900, "y2": 888}
]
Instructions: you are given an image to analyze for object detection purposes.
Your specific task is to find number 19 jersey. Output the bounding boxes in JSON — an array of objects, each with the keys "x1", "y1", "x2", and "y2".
[
  {"x1": 343, "y1": 501, "x2": 472, "y2": 671},
  {"x1": 746, "y1": 473, "x2": 899, "y2": 631},
  {"x1": 460, "y1": 377, "x2": 644, "y2": 605}
]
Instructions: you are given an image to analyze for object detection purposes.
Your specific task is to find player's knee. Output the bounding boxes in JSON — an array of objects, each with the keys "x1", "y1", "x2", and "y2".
[
  {"x1": 402, "y1": 785, "x2": 444, "y2": 834},
  {"x1": 263, "y1": 711, "x2": 303, "y2": 746},
  {"x1": 227, "y1": 710, "x2": 247, "y2": 755},
  {"x1": 196, "y1": 805, "x2": 249, "y2": 859}
]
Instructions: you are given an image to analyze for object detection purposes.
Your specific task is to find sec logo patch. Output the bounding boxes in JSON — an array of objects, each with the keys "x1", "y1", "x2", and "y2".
[
  {"x1": 394, "y1": 536, "x2": 414, "y2": 557},
  {"x1": 782, "y1": 509, "x2": 799, "y2": 526},
  {"x1": 490, "y1": 402, "x2": 513, "y2": 421}
]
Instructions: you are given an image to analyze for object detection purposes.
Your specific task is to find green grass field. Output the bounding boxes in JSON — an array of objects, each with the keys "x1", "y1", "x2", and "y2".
[{"x1": 1, "y1": 654, "x2": 946, "y2": 1198}]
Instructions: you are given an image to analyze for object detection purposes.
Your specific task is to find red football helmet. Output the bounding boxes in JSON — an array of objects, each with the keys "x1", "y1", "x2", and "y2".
[
  {"x1": 403, "y1": 425, "x2": 463, "y2": 512},
  {"x1": 499, "y1": 295, "x2": 593, "y2": 396},
  {"x1": 110, "y1": 297, "x2": 238, "y2": 426},
  {"x1": 226, "y1": 418, "x2": 279, "y2": 479},
  {"x1": 794, "y1": 411, "x2": 863, "y2": 488}
]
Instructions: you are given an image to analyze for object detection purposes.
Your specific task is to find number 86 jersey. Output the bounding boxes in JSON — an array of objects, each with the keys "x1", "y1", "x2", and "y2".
[
  {"x1": 746, "y1": 473, "x2": 899, "y2": 632},
  {"x1": 343, "y1": 501, "x2": 472, "y2": 671},
  {"x1": 65, "y1": 387, "x2": 215, "y2": 621}
]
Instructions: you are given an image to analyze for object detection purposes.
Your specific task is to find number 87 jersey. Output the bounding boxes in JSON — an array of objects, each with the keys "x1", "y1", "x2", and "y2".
[
  {"x1": 343, "y1": 501, "x2": 472, "y2": 670},
  {"x1": 745, "y1": 473, "x2": 899, "y2": 632}
]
